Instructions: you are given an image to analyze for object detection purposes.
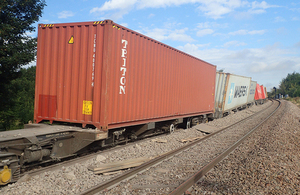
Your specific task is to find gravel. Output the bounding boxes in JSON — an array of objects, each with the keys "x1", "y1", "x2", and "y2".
[
  {"x1": 192, "y1": 100, "x2": 300, "y2": 194},
  {"x1": 2, "y1": 101, "x2": 296, "y2": 195},
  {"x1": 101, "y1": 100, "x2": 277, "y2": 194}
]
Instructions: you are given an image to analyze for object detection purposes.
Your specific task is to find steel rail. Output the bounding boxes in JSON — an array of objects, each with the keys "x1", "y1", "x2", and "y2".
[
  {"x1": 169, "y1": 100, "x2": 281, "y2": 195},
  {"x1": 78, "y1": 100, "x2": 276, "y2": 195}
]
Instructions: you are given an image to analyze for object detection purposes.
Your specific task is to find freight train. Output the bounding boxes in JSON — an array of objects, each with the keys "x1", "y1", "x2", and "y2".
[{"x1": 0, "y1": 20, "x2": 268, "y2": 185}]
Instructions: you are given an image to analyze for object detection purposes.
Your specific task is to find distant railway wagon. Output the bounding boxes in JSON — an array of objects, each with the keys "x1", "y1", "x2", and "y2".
[
  {"x1": 261, "y1": 85, "x2": 266, "y2": 99},
  {"x1": 255, "y1": 84, "x2": 267, "y2": 104},
  {"x1": 255, "y1": 83, "x2": 262, "y2": 100},
  {"x1": 264, "y1": 87, "x2": 268, "y2": 98},
  {"x1": 214, "y1": 72, "x2": 251, "y2": 118},
  {"x1": 247, "y1": 80, "x2": 257, "y2": 105}
]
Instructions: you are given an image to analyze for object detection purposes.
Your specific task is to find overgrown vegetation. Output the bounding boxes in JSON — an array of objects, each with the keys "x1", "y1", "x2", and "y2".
[
  {"x1": 279, "y1": 72, "x2": 300, "y2": 97},
  {"x1": 0, "y1": 66, "x2": 36, "y2": 130},
  {"x1": 268, "y1": 72, "x2": 300, "y2": 98},
  {"x1": 0, "y1": 0, "x2": 45, "y2": 130}
]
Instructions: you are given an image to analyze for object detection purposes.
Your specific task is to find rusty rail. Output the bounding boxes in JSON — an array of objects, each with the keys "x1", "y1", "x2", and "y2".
[{"x1": 169, "y1": 100, "x2": 281, "y2": 195}]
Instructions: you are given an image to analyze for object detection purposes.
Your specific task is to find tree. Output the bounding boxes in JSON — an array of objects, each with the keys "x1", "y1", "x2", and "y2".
[
  {"x1": 279, "y1": 72, "x2": 300, "y2": 97},
  {"x1": 0, "y1": 0, "x2": 46, "y2": 130},
  {"x1": 1, "y1": 67, "x2": 36, "y2": 130}
]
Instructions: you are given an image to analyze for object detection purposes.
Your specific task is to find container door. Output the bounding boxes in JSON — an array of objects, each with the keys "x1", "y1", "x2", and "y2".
[{"x1": 35, "y1": 23, "x2": 103, "y2": 126}]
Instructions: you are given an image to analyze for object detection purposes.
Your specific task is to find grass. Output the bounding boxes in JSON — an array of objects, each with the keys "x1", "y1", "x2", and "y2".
[{"x1": 285, "y1": 97, "x2": 300, "y2": 108}]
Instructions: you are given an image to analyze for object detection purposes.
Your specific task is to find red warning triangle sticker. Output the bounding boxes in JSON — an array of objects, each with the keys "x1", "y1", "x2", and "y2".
[{"x1": 68, "y1": 36, "x2": 74, "y2": 44}]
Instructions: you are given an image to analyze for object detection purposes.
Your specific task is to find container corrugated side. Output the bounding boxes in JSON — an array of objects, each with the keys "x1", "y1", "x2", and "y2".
[
  {"x1": 247, "y1": 80, "x2": 257, "y2": 103},
  {"x1": 214, "y1": 72, "x2": 228, "y2": 118},
  {"x1": 34, "y1": 21, "x2": 102, "y2": 126},
  {"x1": 261, "y1": 85, "x2": 266, "y2": 99},
  {"x1": 223, "y1": 74, "x2": 251, "y2": 111},
  {"x1": 254, "y1": 83, "x2": 262, "y2": 100},
  {"x1": 264, "y1": 87, "x2": 268, "y2": 98},
  {"x1": 96, "y1": 20, "x2": 216, "y2": 130},
  {"x1": 34, "y1": 20, "x2": 216, "y2": 130}
]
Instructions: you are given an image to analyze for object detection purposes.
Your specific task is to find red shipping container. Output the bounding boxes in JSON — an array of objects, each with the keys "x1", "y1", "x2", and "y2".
[
  {"x1": 264, "y1": 87, "x2": 268, "y2": 98},
  {"x1": 254, "y1": 83, "x2": 263, "y2": 100},
  {"x1": 34, "y1": 20, "x2": 216, "y2": 130},
  {"x1": 260, "y1": 85, "x2": 266, "y2": 99}
]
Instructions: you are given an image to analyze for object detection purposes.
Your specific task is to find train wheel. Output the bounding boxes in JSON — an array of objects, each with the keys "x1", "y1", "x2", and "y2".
[
  {"x1": 169, "y1": 124, "x2": 175, "y2": 134},
  {"x1": 186, "y1": 120, "x2": 191, "y2": 129},
  {"x1": 191, "y1": 117, "x2": 200, "y2": 126}
]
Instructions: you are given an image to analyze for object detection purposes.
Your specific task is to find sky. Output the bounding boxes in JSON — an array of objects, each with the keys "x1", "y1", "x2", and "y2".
[{"x1": 30, "y1": 0, "x2": 300, "y2": 91}]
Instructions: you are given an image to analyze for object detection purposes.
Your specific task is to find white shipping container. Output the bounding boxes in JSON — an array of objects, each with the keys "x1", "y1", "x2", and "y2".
[
  {"x1": 223, "y1": 74, "x2": 251, "y2": 111},
  {"x1": 214, "y1": 72, "x2": 228, "y2": 118},
  {"x1": 247, "y1": 80, "x2": 257, "y2": 104}
]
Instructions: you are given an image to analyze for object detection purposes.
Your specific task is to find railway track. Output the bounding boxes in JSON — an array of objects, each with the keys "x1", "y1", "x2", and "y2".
[{"x1": 78, "y1": 100, "x2": 280, "y2": 195}]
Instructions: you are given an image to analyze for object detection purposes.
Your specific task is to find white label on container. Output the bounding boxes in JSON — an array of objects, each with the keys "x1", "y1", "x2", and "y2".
[{"x1": 119, "y1": 39, "x2": 128, "y2": 94}]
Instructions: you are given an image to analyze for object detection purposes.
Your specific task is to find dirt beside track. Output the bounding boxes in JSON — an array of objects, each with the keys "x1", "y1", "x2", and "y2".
[{"x1": 192, "y1": 100, "x2": 300, "y2": 194}]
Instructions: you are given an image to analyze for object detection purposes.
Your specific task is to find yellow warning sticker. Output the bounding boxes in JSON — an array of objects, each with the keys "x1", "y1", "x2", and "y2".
[
  {"x1": 82, "y1": 100, "x2": 93, "y2": 115},
  {"x1": 68, "y1": 36, "x2": 74, "y2": 44}
]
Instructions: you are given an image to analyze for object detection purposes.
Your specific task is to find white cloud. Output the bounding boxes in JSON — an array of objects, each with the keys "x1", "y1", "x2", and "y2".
[
  {"x1": 90, "y1": 0, "x2": 137, "y2": 12},
  {"x1": 168, "y1": 32, "x2": 195, "y2": 42},
  {"x1": 196, "y1": 0, "x2": 246, "y2": 19},
  {"x1": 197, "y1": 43, "x2": 211, "y2": 47},
  {"x1": 197, "y1": 22, "x2": 228, "y2": 29},
  {"x1": 274, "y1": 16, "x2": 286, "y2": 22},
  {"x1": 248, "y1": 9, "x2": 266, "y2": 14},
  {"x1": 197, "y1": 29, "x2": 214, "y2": 37},
  {"x1": 90, "y1": 0, "x2": 275, "y2": 20},
  {"x1": 198, "y1": 2, "x2": 232, "y2": 19},
  {"x1": 90, "y1": 0, "x2": 137, "y2": 20},
  {"x1": 223, "y1": 41, "x2": 247, "y2": 47},
  {"x1": 229, "y1": 29, "x2": 266, "y2": 35},
  {"x1": 248, "y1": 30, "x2": 266, "y2": 35},
  {"x1": 145, "y1": 28, "x2": 167, "y2": 41},
  {"x1": 120, "y1": 23, "x2": 128, "y2": 27},
  {"x1": 143, "y1": 27, "x2": 195, "y2": 42},
  {"x1": 292, "y1": 17, "x2": 299, "y2": 21},
  {"x1": 197, "y1": 22, "x2": 211, "y2": 29},
  {"x1": 57, "y1": 11, "x2": 75, "y2": 19},
  {"x1": 148, "y1": 13, "x2": 155, "y2": 18},
  {"x1": 229, "y1": 29, "x2": 248, "y2": 35},
  {"x1": 249, "y1": 1, "x2": 280, "y2": 15},
  {"x1": 195, "y1": 22, "x2": 227, "y2": 37},
  {"x1": 137, "y1": 0, "x2": 187, "y2": 9},
  {"x1": 233, "y1": 1, "x2": 279, "y2": 20},
  {"x1": 177, "y1": 43, "x2": 300, "y2": 90},
  {"x1": 251, "y1": 1, "x2": 275, "y2": 9}
]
